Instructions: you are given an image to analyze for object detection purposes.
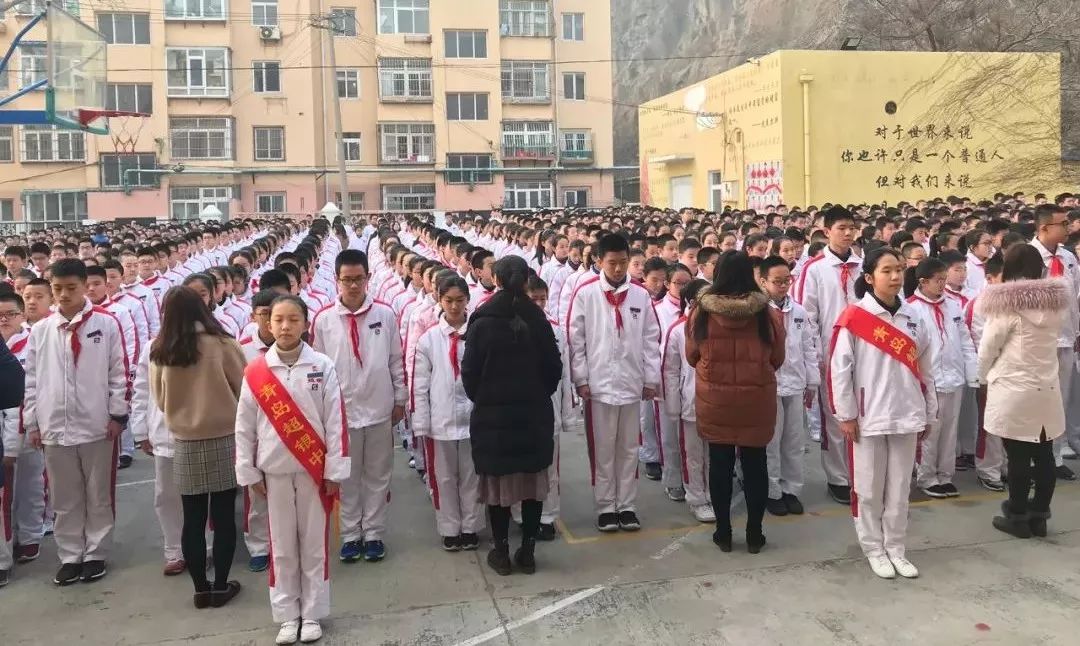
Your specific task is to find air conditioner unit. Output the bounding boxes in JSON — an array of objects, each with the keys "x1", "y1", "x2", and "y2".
[
  {"x1": 403, "y1": 34, "x2": 432, "y2": 44},
  {"x1": 259, "y1": 26, "x2": 282, "y2": 41}
]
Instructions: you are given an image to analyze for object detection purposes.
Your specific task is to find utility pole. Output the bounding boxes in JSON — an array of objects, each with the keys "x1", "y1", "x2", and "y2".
[{"x1": 311, "y1": 14, "x2": 351, "y2": 218}]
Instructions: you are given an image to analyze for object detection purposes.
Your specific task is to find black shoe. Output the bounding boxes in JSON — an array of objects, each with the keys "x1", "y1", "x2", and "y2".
[
  {"x1": 828, "y1": 484, "x2": 851, "y2": 505},
  {"x1": 1056, "y1": 465, "x2": 1077, "y2": 481},
  {"x1": 644, "y1": 462, "x2": 662, "y2": 481},
  {"x1": 746, "y1": 531, "x2": 767, "y2": 554},
  {"x1": 1029, "y1": 508, "x2": 1051, "y2": 538},
  {"x1": 766, "y1": 497, "x2": 788, "y2": 516},
  {"x1": 459, "y1": 533, "x2": 480, "y2": 551},
  {"x1": 955, "y1": 456, "x2": 971, "y2": 472},
  {"x1": 80, "y1": 560, "x2": 106, "y2": 583},
  {"x1": 993, "y1": 515, "x2": 1032, "y2": 539},
  {"x1": 597, "y1": 513, "x2": 619, "y2": 533},
  {"x1": 193, "y1": 591, "x2": 212, "y2": 609},
  {"x1": 487, "y1": 545, "x2": 512, "y2": 576},
  {"x1": 617, "y1": 511, "x2": 641, "y2": 531},
  {"x1": 54, "y1": 562, "x2": 82, "y2": 586},
  {"x1": 117, "y1": 455, "x2": 133, "y2": 469},
  {"x1": 210, "y1": 580, "x2": 242, "y2": 607},
  {"x1": 782, "y1": 493, "x2": 804, "y2": 515},
  {"x1": 442, "y1": 536, "x2": 462, "y2": 552},
  {"x1": 921, "y1": 484, "x2": 950, "y2": 499},
  {"x1": 712, "y1": 530, "x2": 732, "y2": 552},
  {"x1": 0, "y1": 569, "x2": 9, "y2": 587},
  {"x1": 978, "y1": 476, "x2": 1005, "y2": 492},
  {"x1": 940, "y1": 483, "x2": 960, "y2": 498},
  {"x1": 537, "y1": 523, "x2": 556, "y2": 542},
  {"x1": 963, "y1": 454, "x2": 976, "y2": 469},
  {"x1": 514, "y1": 543, "x2": 536, "y2": 575}
]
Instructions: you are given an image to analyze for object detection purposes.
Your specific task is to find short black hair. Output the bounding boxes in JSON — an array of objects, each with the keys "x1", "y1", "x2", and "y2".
[
  {"x1": 50, "y1": 258, "x2": 87, "y2": 281},
  {"x1": 937, "y1": 250, "x2": 966, "y2": 267},
  {"x1": 759, "y1": 255, "x2": 789, "y2": 276},
  {"x1": 0, "y1": 291, "x2": 23, "y2": 311},
  {"x1": 251, "y1": 289, "x2": 279, "y2": 309},
  {"x1": 643, "y1": 256, "x2": 668, "y2": 275},
  {"x1": 335, "y1": 249, "x2": 369, "y2": 276},
  {"x1": 823, "y1": 206, "x2": 855, "y2": 229},
  {"x1": 258, "y1": 268, "x2": 291, "y2": 291},
  {"x1": 85, "y1": 265, "x2": 108, "y2": 280},
  {"x1": 596, "y1": 233, "x2": 630, "y2": 258}
]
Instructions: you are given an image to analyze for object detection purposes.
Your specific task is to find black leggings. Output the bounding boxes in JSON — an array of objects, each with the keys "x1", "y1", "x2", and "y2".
[
  {"x1": 488, "y1": 499, "x2": 542, "y2": 545},
  {"x1": 180, "y1": 488, "x2": 237, "y2": 592},
  {"x1": 708, "y1": 444, "x2": 767, "y2": 536},
  {"x1": 1003, "y1": 436, "x2": 1056, "y2": 515}
]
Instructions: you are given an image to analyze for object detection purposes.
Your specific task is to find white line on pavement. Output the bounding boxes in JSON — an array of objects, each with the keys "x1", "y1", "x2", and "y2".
[
  {"x1": 452, "y1": 586, "x2": 606, "y2": 646},
  {"x1": 116, "y1": 478, "x2": 155, "y2": 489}
]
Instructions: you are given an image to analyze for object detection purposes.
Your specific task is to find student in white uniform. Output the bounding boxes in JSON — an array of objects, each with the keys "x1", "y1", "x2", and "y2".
[
  {"x1": 310, "y1": 250, "x2": 405, "y2": 564},
  {"x1": 758, "y1": 256, "x2": 818, "y2": 516},
  {"x1": 904, "y1": 257, "x2": 977, "y2": 498},
  {"x1": 24, "y1": 259, "x2": 130, "y2": 586},
  {"x1": 569, "y1": 234, "x2": 661, "y2": 533},
  {"x1": 412, "y1": 276, "x2": 484, "y2": 551},
  {"x1": 661, "y1": 278, "x2": 714, "y2": 523},
  {"x1": 654, "y1": 263, "x2": 691, "y2": 501},
  {"x1": 964, "y1": 252, "x2": 1007, "y2": 491},
  {"x1": 234, "y1": 296, "x2": 350, "y2": 645},
  {"x1": 829, "y1": 247, "x2": 937, "y2": 580}
]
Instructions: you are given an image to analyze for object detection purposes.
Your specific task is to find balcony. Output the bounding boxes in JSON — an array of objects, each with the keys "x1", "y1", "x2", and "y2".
[
  {"x1": 560, "y1": 148, "x2": 594, "y2": 164},
  {"x1": 502, "y1": 143, "x2": 556, "y2": 160}
]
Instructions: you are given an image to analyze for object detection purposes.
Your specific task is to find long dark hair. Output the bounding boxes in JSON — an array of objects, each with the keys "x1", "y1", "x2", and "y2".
[
  {"x1": 693, "y1": 251, "x2": 772, "y2": 345},
  {"x1": 493, "y1": 255, "x2": 530, "y2": 304},
  {"x1": 150, "y1": 286, "x2": 228, "y2": 367},
  {"x1": 903, "y1": 257, "x2": 946, "y2": 298},
  {"x1": 1002, "y1": 243, "x2": 1045, "y2": 281}
]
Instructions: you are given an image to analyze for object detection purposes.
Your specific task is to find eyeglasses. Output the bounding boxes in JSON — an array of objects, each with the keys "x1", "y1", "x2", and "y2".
[
  {"x1": 0, "y1": 310, "x2": 22, "y2": 320},
  {"x1": 338, "y1": 277, "x2": 369, "y2": 286},
  {"x1": 766, "y1": 278, "x2": 793, "y2": 286}
]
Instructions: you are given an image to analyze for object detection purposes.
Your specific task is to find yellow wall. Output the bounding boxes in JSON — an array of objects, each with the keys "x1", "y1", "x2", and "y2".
[{"x1": 640, "y1": 50, "x2": 1064, "y2": 210}]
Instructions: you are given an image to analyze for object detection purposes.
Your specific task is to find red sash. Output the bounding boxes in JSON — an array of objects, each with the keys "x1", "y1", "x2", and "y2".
[
  {"x1": 832, "y1": 304, "x2": 922, "y2": 382},
  {"x1": 245, "y1": 356, "x2": 334, "y2": 512}
]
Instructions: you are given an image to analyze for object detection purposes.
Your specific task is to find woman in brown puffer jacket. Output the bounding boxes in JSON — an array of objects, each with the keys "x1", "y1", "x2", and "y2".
[{"x1": 686, "y1": 251, "x2": 785, "y2": 554}]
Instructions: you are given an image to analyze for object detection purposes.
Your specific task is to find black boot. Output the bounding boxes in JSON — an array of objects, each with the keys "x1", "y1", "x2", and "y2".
[
  {"x1": 487, "y1": 541, "x2": 512, "y2": 576},
  {"x1": 712, "y1": 529, "x2": 732, "y2": 552},
  {"x1": 746, "y1": 530, "x2": 767, "y2": 554},
  {"x1": 992, "y1": 501, "x2": 1032, "y2": 539},
  {"x1": 1028, "y1": 508, "x2": 1051, "y2": 538},
  {"x1": 513, "y1": 538, "x2": 536, "y2": 575}
]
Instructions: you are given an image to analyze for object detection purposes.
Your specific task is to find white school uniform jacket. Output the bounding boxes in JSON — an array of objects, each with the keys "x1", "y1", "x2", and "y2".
[
  {"x1": 906, "y1": 289, "x2": 977, "y2": 392},
  {"x1": 661, "y1": 316, "x2": 696, "y2": 422},
  {"x1": 568, "y1": 272, "x2": 662, "y2": 406},
  {"x1": 794, "y1": 247, "x2": 861, "y2": 354},
  {"x1": 112, "y1": 291, "x2": 149, "y2": 349},
  {"x1": 120, "y1": 281, "x2": 161, "y2": 337},
  {"x1": 240, "y1": 332, "x2": 274, "y2": 363},
  {"x1": 828, "y1": 294, "x2": 938, "y2": 436},
  {"x1": 129, "y1": 342, "x2": 174, "y2": 458},
  {"x1": 24, "y1": 299, "x2": 130, "y2": 446},
  {"x1": 546, "y1": 263, "x2": 574, "y2": 319},
  {"x1": 1029, "y1": 239, "x2": 1080, "y2": 349},
  {"x1": 1, "y1": 328, "x2": 30, "y2": 455},
  {"x1": 310, "y1": 295, "x2": 406, "y2": 428},
  {"x1": 234, "y1": 343, "x2": 350, "y2": 486},
  {"x1": 654, "y1": 294, "x2": 682, "y2": 338},
  {"x1": 965, "y1": 252, "x2": 987, "y2": 296},
  {"x1": 213, "y1": 305, "x2": 241, "y2": 338},
  {"x1": 549, "y1": 319, "x2": 575, "y2": 434},
  {"x1": 557, "y1": 266, "x2": 591, "y2": 325},
  {"x1": 98, "y1": 298, "x2": 138, "y2": 367},
  {"x1": 411, "y1": 317, "x2": 472, "y2": 440},
  {"x1": 770, "y1": 297, "x2": 821, "y2": 397},
  {"x1": 964, "y1": 296, "x2": 986, "y2": 347},
  {"x1": 140, "y1": 273, "x2": 172, "y2": 307}
]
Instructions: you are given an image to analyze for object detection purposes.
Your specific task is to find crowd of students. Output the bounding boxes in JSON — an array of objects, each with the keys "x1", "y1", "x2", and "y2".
[{"x1": 0, "y1": 189, "x2": 1078, "y2": 641}]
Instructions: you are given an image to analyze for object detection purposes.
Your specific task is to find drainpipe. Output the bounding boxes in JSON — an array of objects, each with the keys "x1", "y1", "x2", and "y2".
[{"x1": 799, "y1": 73, "x2": 814, "y2": 206}]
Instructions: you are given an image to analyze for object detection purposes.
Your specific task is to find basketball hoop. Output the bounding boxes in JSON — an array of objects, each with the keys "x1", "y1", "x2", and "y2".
[{"x1": 76, "y1": 108, "x2": 149, "y2": 153}]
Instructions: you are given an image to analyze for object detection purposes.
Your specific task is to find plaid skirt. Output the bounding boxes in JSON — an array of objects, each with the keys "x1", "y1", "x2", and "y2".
[{"x1": 173, "y1": 435, "x2": 237, "y2": 496}]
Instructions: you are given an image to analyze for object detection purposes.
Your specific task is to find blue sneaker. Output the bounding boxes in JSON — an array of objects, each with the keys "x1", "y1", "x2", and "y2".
[
  {"x1": 339, "y1": 540, "x2": 364, "y2": 563},
  {"x1": 248, "y1": 555, "x2": 270, "y2": 572},
  {"x1": 363, "y1": 540, "x2": 385, "y2": 562}
]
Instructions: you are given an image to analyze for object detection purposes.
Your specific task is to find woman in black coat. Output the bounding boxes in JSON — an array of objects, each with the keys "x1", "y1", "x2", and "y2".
[{"x1": 461, "y1": 255, "x2": 562, "y2": 576}]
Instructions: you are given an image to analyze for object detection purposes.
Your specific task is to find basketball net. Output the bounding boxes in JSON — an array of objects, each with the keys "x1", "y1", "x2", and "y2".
[{"x1": 109, "y1": 114, "x2": 148, "y2": 154}]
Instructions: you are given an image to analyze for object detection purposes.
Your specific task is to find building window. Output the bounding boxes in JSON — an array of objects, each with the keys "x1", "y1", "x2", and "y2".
[
  {"x1": 0, "y1": 127, "x2": 13, "y2": 163},
  {"x1": 164, "y1": 0, "x2": 227, "y2": 20},
  {"x1": 19, "y1": 44, "x2": 46, "y2": 87},
  {"x1": 502, "y1": 121, "x2": 554, "y2": 159},
  {"x1": 341, "y1": 132, "x2": 362, "y2": 162},
  {"x1": 336, "y1": 69, "x2": 359, "y2": 98},
  {"x1": 562, "y1": 72, "x2": 585, "y2": 100},
  {"x1": 256, "y1": 192, "x2": 286, "y2": 213},
  {"x1": 501, "y1": 61, "x2": 549, "y2": 102},
  {"x1": 23, "y1": 192, "x2": 87, "y2": 225},
  {"x1": 561, "y1": 12, "x2": 583, "y2": 40},
  {"x1": 335, "y1": 192, "x2": 366, "y2": 213},
  {"x1": 106, "y1": 83, "x2": 153, "y2": 114},
  {"x1": 170, "y1": 117, "x2": 233, "y2": 160},
  {"x1": 378, "y1": 58, "x2": 432, "y2": 101},
  {"x1": 564, "y1": 187, "x2": 588, "y2": 207},
  {"x1": 560, "y1": 130, "x2": 592, "y2": 160},
  {"x1": 445, "y1": 30, "x2": 486, "y2": 58},
  {"x1": 379, "y1": 123, "x2": 434, "y2": 163},
  {"x1": 446, "y1": 93, "x2": 488, "y2": 121},
  {"x1": 170, "y1": 186, "x2": 233, "y2": 220},
  {"x1": 709, "y1": 171, "x2": 724, "y2": 210},
  {"x1": 253, "y1": 61, "x2": 281, "y2": 93},
  {"x1": 251, "y1": 0, "x2": 277, "y2": 26},
  {"x1": 378, "y1": 0, "x2": 429, "y2": 34},
  {"x1": 329, "y1": 7, "x2": 357, "y2": 35},
  {"x1": 253, "y1": 126, "x2": 285, "y2": 161},
  {"x1": 0, "y1": 200, "x2": 12, "y2": 223},
  {"x1": 383, "y1": 184, "x2": 435, "y2": 211},
  {"x1": 15, "y1": 0, "x2": 76, "y2": 15},
  {"x1": 97, "y1": 13, "x2": 151, "y2": 44},
  {"x1": 504, "y1": 181, "x2": 553, "y2": 209},
  {"x1": 446, "y1": 154, "x2": 493, "y2": 184},
  {"x1": 499, "y1": 0, "x2": 550, "y2": 37},
  {"x1": 100, "y1": 153, "x2": 158, "y2": 188},
  {"x1": 166, "y1": 48, "x2": 230, "y2": 97},
  {"x1": 21, "y1": 126, "x2": 85, "y2": 162}
]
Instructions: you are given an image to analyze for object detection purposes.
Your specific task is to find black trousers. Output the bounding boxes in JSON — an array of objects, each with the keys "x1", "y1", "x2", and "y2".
[
  {"x1": 708, "y1": 444, "x2": 767, "y2": 536},
  {"x1": 1002, "y1": 435, "x2": 1055, "y2": 516},
  {"x1": 180, "y1": 488, "x2": 237, "y2": 592}
]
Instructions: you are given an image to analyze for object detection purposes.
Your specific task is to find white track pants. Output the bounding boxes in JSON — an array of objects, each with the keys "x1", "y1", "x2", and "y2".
[
  {"x1": 153, "y1": 455, "x2": 183, "y2": 562},
  {"x1": 849, "y1": 433, "x2": 918, "y2": 559},
  {"x1": 425, "y1": 438, "x2": 484, "y2": 537},
  {"x1": 659, "y1": 412, "x2": 683, "y2": 488},
  {"x1": 974, "y1": 386, "x2": 1005, "y2": 481},
  {"x1": 917, "y1": 390, "x2": 962, "y2": 488},
  {"x1": 11, "y1": 449, "x2": 47, "y2": 545},
  {"x1": 266, "y1": 472, "x2": 331, "y2": 624},
  {"x1": 638, "y1": 400, "x2": 660, "y2": 464},
  {"x1": 819, "y1": 384, "x2": 849, "y2": 487},
  {"x1": 244, "y1": 485, "x2": 270, "y2": 558},
  {"x1": 339, "y1": 420, "x2": 393, "y2": 543},
  {"x1": 43, "y1": 438, "x2": 117, "y2": 564},
  {"x1": 585, "y1": 401, "x2": 640, "y2": 515},
  {"x1": 768, "y1": 395, "x2": 806, "y2": 500},
  {"x1": 1055, "y1": 348, "x2": 1075, "y2": 467},
  {"x1": 677, "y1": 420, "x2": 710, "y2": 507}
]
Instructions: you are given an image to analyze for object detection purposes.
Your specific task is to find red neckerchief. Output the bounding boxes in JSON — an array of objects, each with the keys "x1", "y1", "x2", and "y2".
[
  {"x1": 604, "y1": 286, "x2": 628, "y2": 335},
  {"x1": 907, "y1": 293, "x2": 945, "y2": 336},
  {"x1": 449, "y1": 331, "x2": 461, "y2": 379},
  {"x1": 60, "y1": 305, "x2": 93, "y2": 367},
  {"x1": 342, "y1": 300, "x2": 371, "y2": 367},
  {"x1": 1050, "y1": 255, "x2": 1065, "y2": 277}
]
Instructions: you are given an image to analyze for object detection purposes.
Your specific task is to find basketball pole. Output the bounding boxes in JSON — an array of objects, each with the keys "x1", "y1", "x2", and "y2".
[{"x1": 313, "y1": 15, "x2": 350, "y2": 219}]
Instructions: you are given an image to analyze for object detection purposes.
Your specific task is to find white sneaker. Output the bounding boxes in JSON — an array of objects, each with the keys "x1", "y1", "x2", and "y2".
[
  {"x1": 276, "y1": 620, "x2": 300, "y2": 645},
  {"x1": 889, "y1": 556, "x2": 919, "y2": 579},
  {"x1": 300, "y1": 620, "x2": 323, "y2": 643},
  {"x1": 867, "y1": 555, "x2": 896, "y2": 579},
  {"x1": 691, "y1": 504, "x2": 716, "y2": 523}
]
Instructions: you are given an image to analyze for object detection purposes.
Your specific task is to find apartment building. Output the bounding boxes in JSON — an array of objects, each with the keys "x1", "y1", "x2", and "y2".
[{"x1": 0, "y1": 0, "x2": 616, "y2": 228}]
